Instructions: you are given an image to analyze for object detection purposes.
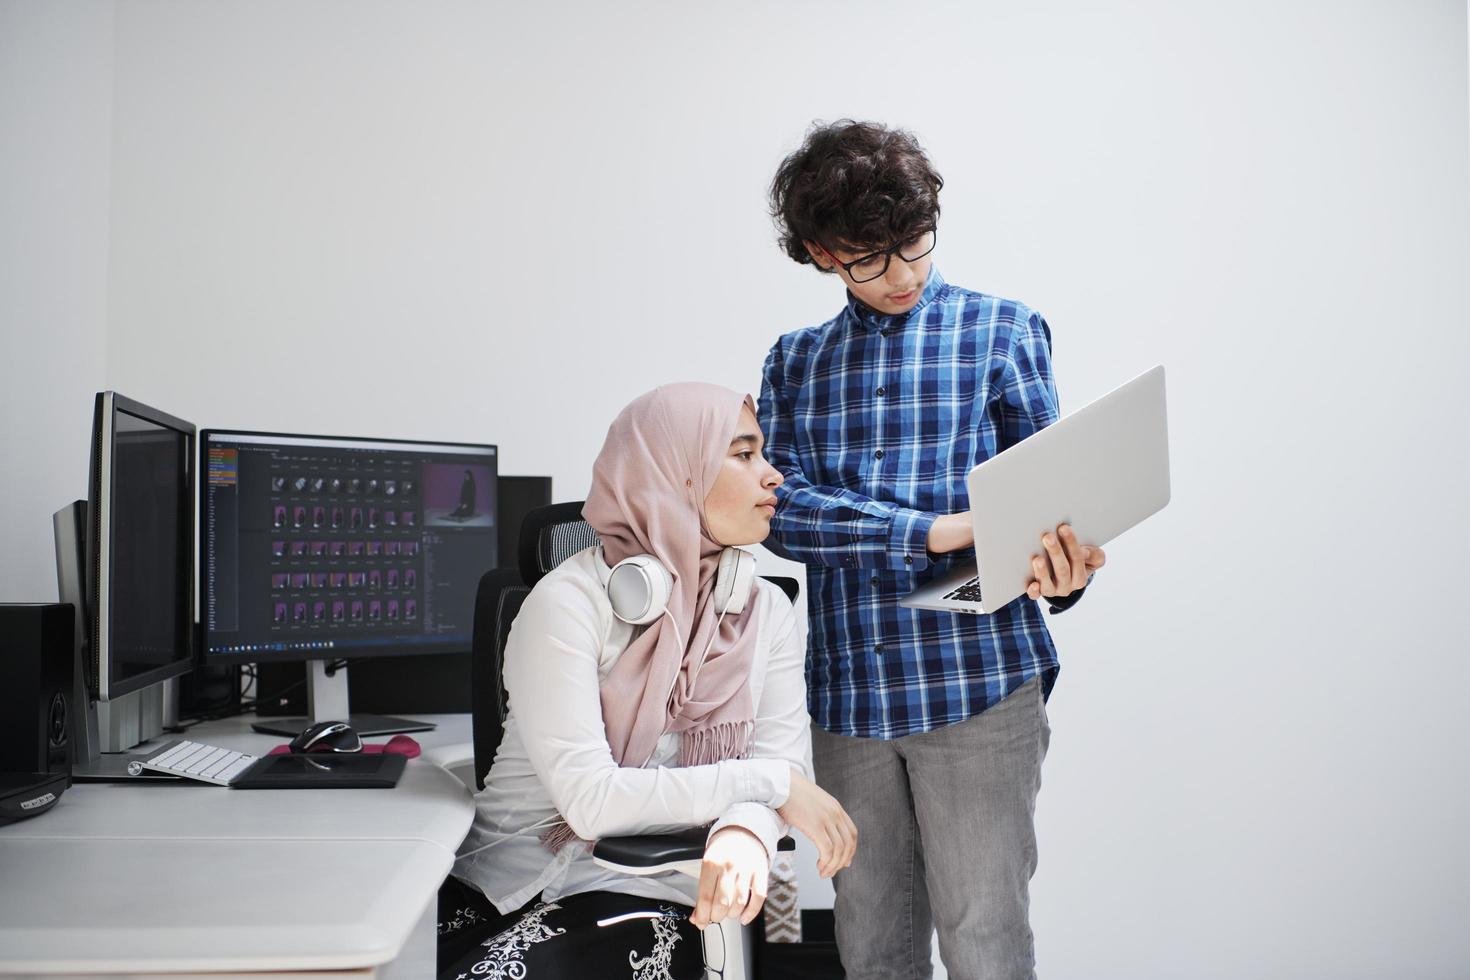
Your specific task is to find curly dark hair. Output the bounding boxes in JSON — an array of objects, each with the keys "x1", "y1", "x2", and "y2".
[{"x1": 770, "y1": 120, "x2": 943, "y2": 269}]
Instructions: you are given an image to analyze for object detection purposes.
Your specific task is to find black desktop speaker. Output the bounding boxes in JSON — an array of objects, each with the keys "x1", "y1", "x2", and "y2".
[
  {"x1": 0, "y1": 604, "x2": 74, "y2": 821},
  {"x1": 255, "y1": 475, "x2": 552, "y2": 718},
  {"x1": 497, "y1": 475, "x2": 553, "y2": 573}
]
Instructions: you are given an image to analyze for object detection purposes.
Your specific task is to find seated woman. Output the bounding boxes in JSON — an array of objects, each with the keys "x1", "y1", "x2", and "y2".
[{"x1": 440, "y1": 382, "x2": 857, "y2": 979}]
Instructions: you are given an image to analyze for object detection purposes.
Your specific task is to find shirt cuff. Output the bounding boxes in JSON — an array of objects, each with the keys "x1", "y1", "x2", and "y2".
[
  {"x1": 708, "y1": 802, "x2": 783, "y2": 864},
  {"x1": 889, "y1": 508, "x2": 938, "y2": 572},
  {"x1": 1046, "y1": 579, "x2": 1090, "y2": 614},
  {"x1": 739, "y1": 757, "x2": 792, "y2": 809}
]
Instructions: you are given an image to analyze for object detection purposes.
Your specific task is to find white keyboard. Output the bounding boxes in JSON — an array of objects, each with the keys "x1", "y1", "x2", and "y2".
[{"x1": 132, "y1": 739, "x2": 260, "y2": 786}]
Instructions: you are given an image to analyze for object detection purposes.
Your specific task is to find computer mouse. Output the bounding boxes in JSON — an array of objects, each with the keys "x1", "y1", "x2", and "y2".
[{"x1": 288, "y1": 721, "x2": 363, "y2": 754}]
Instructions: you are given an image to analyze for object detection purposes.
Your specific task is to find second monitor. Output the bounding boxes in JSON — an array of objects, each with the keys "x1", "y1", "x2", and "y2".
[{"x1": 201, "y1": 429, "x2": 498, "y2": 735}]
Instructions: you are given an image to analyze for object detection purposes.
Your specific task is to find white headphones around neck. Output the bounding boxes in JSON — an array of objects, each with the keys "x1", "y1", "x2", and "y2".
[{"x1": 604, "y1": 546, "x2": 756, "y2": 626}]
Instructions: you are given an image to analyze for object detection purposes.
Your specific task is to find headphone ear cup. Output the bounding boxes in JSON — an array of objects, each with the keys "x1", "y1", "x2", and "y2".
[
  {"x1": 713, "y1": 547, "x2": 756, "y2": 616},
  {"x1": 607, "y1": 555, "x2": 673, "y2": 625}
]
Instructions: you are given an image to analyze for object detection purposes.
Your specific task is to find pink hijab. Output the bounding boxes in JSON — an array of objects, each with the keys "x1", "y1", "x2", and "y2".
[
  {"x1": 584, "y1": 382, "x2": 763, "y2": 769},
  {"x1": 542, "y1": 383, "x2": 763, "y2": 852}
]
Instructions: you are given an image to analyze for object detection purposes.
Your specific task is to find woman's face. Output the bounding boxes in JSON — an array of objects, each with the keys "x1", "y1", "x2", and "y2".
[{"x1": 704, "y1": 405, "x2": 784, "y2": 547}]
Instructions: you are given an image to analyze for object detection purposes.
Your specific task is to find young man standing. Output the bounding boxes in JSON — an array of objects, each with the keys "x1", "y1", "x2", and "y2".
[{"x1": 758, "y1": 120, "x2": 1107, "y2": 980}]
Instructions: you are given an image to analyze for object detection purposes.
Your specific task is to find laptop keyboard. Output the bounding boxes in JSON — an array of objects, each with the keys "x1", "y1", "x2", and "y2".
[{"x1": 942, "y1": 577, "x2": 984, "y2": 603}]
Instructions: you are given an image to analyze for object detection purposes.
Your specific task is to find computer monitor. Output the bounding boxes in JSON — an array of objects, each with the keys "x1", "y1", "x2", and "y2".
[
  {"x1": 54, "y1": 392, "x2": 196, "y2": 768},
  {"x1": 200, "y1": 429, "x2": 497, "y2": 736}
]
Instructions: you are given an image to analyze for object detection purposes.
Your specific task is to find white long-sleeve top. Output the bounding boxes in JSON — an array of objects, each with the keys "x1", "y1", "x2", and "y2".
[{"x1": 452, "y1": 546, "x2": 812, "y2": 913}]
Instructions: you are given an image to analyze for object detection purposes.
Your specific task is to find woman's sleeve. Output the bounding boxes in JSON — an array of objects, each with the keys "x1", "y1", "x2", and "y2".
[
  {"x1": 706, "y1": 586, "x2": 810, "y2": 860},
  {"x1": 503, "y1": 573, "x2": 793, "y2": 841}
]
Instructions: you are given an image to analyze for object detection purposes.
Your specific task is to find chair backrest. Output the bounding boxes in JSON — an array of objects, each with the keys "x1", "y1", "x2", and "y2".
[
  {"x1": 469, "y1": 567, "x2": 531, "y2": 790},
  {"x1": 516, "y1": 501, "x2": 599, "y2": 585},
  {"x1": 471, "y1": 501, "x2": 799, "y2": 789}
]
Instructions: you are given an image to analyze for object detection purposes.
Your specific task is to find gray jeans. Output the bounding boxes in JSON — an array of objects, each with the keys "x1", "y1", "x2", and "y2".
[{"x1": 809, "y1": 674, "x2": 1051, "y2": 980}]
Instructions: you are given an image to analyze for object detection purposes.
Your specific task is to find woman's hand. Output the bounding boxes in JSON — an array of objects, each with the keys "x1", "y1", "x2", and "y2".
[
  {"x1": 777, "y1": 767, "x2": 858, "y2": 878},
  {"x1": 691, "y1": 826, "x2": 771, "y2": 929}
]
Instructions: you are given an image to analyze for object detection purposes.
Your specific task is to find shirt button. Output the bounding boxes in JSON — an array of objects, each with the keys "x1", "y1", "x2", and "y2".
[
  {"x1": 904, "y1": 555, "x2": 913, "y2": 565},
  {"x1": 873, "y1": 642, "x2": 884, "y2": 654},
  {"x1": 870, "y1": 576, "x2": 880, "y2": 587},
  {"x1": 875, "y1": 386, "x2": 886, "y2": 397},
  {"x1": 874, "y1": 449, "x2": 884, "y2": 460}
]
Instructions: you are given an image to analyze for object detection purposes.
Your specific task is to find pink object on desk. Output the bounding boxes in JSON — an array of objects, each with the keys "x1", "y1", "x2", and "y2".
[{"x1": 267, "y1": 734, "x2": 421, "y2": 758}]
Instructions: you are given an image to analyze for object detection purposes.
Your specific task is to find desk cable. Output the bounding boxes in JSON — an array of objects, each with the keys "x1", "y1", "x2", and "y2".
[{"x1": 454, "y1": 814, "x2": 562, "y2": 860}]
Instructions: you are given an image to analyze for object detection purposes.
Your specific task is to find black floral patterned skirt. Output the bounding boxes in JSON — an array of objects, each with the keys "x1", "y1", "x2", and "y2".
[{"x1": 437, "y1": 876, "x2": 706, "y2": 980}]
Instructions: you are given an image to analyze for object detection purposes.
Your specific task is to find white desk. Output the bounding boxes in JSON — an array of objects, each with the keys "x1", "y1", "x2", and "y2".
[{"x1": 0, "y1": 714, "x2": 476, "y2": 977}]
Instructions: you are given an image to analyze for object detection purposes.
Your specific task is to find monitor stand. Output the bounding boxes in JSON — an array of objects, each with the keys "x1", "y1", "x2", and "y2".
[
  {"x1": 56, "y1": 500, "x2": 187, "y2": 782},
  {"x1": 249, "y1": 659, "x2": 434, "y2": 738}
]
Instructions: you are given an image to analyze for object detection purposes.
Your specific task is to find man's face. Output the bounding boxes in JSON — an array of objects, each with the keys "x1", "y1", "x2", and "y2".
[{"x1": 804, "y1": 232, "x2": 934, "y2": 316}]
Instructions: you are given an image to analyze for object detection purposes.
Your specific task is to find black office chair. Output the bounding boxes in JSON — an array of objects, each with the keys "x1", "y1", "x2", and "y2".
[{"x1": 470, "y1": 501, "x2": 798, "y2": 979}]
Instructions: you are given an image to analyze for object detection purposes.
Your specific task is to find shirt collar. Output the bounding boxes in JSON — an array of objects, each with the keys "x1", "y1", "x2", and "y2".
[{"x1": 845, "y1": 265, "x2": 946, "y2": 332}]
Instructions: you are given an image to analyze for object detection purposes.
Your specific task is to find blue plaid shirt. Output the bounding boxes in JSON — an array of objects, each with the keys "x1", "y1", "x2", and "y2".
[{"x1": 758, "y1": 266, "x2": 1082, "y2": 740}]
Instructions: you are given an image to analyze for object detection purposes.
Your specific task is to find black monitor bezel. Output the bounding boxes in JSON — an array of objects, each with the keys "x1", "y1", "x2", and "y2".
[
  {"x1": 198, "y1": 427, "x2": 498, "y2": 668},
  {"x1": 87, "y1": 391, "x2": 198, "y2": 702}
]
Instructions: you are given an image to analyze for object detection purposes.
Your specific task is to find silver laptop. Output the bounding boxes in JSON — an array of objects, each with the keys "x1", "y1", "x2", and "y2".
[{"x1": 901, "y1": 365, "x2": 1170, "y2": 615}]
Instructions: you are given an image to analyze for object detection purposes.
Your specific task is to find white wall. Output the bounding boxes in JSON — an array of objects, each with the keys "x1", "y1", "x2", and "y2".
[
  {"x1": 4, "y1": 2, "x2": 1469, "y2": 976},
  {"x1": 0, "y1": 0, "x2": 114, "y2": 601}
]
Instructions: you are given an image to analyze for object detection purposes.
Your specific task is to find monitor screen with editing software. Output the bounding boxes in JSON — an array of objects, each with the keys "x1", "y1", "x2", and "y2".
[{"x1": 201, "y1": 430, "x2": 497, "y2": 666}]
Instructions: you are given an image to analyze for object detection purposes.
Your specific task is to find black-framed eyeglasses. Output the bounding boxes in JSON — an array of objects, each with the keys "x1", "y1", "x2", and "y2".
[{"x1": 818, "y1": 228, "x2": 937, "y2": 283}]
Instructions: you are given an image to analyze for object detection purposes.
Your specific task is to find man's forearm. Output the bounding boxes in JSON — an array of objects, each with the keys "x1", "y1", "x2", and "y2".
[{"x1": 925, "y1": 511, "x2": 973, "y2": 555}]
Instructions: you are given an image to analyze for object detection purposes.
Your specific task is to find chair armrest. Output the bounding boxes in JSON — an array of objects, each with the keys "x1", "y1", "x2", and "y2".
[
  {"x1": 592, "y1": 827, "x2": 706, "y2": 876},
  {"x1": 591, "y1": 830, "x2": 796, "y2": 878}
]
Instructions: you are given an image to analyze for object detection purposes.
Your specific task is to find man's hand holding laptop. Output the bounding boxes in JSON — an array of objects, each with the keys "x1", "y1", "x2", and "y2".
[
  {"x1": 1025, "y1": 524, "x2": 1106, "y2": 601},
  {"x1": 928, "y1": 516, "x2": 1107, "y2": 601}
]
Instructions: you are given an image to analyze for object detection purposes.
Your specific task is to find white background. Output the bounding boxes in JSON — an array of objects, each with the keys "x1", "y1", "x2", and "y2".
[{"x1": 3, "y1": 3, "x2": 1468, "y2": 977}]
